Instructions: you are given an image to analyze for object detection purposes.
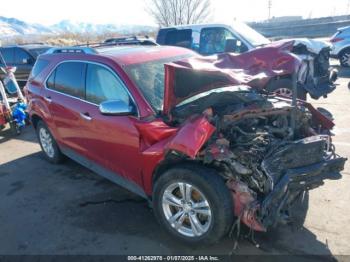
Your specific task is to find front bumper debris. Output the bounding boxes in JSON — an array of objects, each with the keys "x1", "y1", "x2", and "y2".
[
  {"x1": 227, "y1": 135, "x2": 347, "y2": 231},
  {"x1": 302, "y1": 68, "x2": 338, "y2": 99}
]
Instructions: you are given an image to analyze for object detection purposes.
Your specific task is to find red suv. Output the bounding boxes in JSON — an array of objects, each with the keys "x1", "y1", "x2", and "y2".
[{"x1": 26, "y1": 46, "x2": 346, "y2": 245}]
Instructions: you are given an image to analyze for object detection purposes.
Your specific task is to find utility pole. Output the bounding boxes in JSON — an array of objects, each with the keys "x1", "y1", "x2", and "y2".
[{"x1": 268, "y1": 0, "x2": 272, "y2": 21}]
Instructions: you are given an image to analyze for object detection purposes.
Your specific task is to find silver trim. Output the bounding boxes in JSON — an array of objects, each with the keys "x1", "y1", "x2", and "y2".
[
  {"x1": 80, "y1": 112, "x2": 92, "y2": 121},
  {"x1": 162, "y1": 182, "x2": 212, "y2": 237},
  {"x1": 43, "y1": 60, "x2": 140, "y2": 117},
  {"x1": 44, "y1": 96, "x2": 52, "y2": 103}
]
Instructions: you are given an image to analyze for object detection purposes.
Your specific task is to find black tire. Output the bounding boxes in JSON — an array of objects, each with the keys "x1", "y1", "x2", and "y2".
[
  {"x1": 267, "y1": 78, "x2": 307, "y2": 100},
  {"x1": 339, "y1": 48, "x2": 350, "y2": 67},
  {"x1": 10, "y1": 121, "x2": 21, "y2": 136},
  {"x1": 36, "y1": 121, "x2": 64, "y2": 164},
  {"x1": 153, "y1": 164, "x2": 234, "y2": 245}
]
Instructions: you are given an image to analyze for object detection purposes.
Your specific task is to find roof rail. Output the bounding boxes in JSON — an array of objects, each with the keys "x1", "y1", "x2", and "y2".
[
  {"x1": 45, "y1": 47, "x2": 97, "y2": 55},
  {"x1": 75, "y1": 39, "x2": 158, "y2": 49}
]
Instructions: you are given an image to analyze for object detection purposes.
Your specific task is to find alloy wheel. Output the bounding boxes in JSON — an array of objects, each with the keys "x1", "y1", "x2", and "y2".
[
  {"x1": 39, "y1": 127, "x2": 55, "y2": 158},
  {"x1": 162, "y1": 182, "x2": 212, "y2": 237},
  {"x1": 341, "y1": 53, "x2": 350, "y2": 67}
]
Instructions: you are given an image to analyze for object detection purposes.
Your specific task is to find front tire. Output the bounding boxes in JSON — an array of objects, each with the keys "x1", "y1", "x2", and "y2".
[
  {"x1": 153, "y1": 164, "x2": 234, "y2": 245},
  {"x1": 36, "y1": 121, "x2": 64, "y2": 164}
]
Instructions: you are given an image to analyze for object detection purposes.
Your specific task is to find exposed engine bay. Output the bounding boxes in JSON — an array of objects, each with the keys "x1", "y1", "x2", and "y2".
[{"x1": 168, "y1": 86, "x2": 346, "y2": 231}]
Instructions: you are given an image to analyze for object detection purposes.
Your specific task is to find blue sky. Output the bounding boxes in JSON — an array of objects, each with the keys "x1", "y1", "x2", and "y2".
[{"x1": 0, "y1": 0, "x2": 349, "y2": 25}]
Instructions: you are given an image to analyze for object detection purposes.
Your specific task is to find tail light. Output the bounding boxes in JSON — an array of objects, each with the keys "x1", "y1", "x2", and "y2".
[{"x1": 330, "y1": 37, "x2": 344, "y2": 43}]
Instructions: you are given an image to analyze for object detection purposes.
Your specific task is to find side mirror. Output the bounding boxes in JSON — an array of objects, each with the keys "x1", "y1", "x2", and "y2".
[
  {"x1": 225, "y1": 38, "x2": 241, "y2": 53},
  {"x1": 99, "y1": 100, "x2": 134, "y2": 116}
]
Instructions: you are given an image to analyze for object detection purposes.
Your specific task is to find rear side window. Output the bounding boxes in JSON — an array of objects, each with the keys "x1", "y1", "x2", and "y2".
[
  {"x1": 47, "y1": 62, "x2": 86, "y2": 99},
  {"x1": 86, "y1": 63, "x2": 130, "y2": 105},
  {"x1": 0, "y1": 48, "x2": 14, "y2": 64},
  {"x1": 30, "y1": 59, "x2": 49, "y2": 79},
  {"x1": 165, "y1": 29, "x2": 193, "y2": 48}
]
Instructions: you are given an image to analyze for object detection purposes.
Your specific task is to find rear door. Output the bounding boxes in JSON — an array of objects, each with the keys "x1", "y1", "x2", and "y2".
[{"x1": 43, "y1": 61, "x2": 91, "y2": 155}]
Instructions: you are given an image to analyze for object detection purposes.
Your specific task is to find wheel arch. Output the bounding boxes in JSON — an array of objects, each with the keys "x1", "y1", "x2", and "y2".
[
  {"x1": 338, "y1": 46, "x2": 350, "y2": 58},
  {"x1": 31, "y1": 114, "x2": 43, "y2": 129}
]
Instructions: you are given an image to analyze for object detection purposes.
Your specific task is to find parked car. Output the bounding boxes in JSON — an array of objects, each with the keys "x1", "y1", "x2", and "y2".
[
  {"x1": 330, "y1": 26, "x2": 350, "y2": 67},
  {"x1": 0, "y1": 44, "x2": 53, "y2": 87},
  {"x1": 157, "y1": 22, "x2": 338, "y2": 100},
  {"x1": 26, "y1": 46, "x2": 346, "y2": 245}
]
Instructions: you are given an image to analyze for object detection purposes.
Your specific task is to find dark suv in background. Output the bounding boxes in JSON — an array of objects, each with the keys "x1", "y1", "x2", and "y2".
[{"x1": 0, "y1": 44, "x2": 53, "y2": 87}]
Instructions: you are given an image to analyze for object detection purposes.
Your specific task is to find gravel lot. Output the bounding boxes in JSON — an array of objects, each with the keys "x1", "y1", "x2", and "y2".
[{"x1": 0, "y1": 63, "x2": 349, "y2": 259}]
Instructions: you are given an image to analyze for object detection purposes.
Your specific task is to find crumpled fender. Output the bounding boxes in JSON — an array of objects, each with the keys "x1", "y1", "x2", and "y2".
[
  {"x1": 140, "y1": 115, "x2": 216, "y2": 195},
  {"x1": 166, "y1": 115, "x2": 216, "y2": 159},
  {"x1": 226, "y1": 179, "x2": 266, "y2": 232},
  {"x1": 134, "y1": 119, "x2": 177, "y2": 148}
]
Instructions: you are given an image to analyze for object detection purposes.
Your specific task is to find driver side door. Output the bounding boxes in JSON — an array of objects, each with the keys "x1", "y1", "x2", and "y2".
[{"x1": 81, "y1": 62, "x2": 143, "y2": 187}]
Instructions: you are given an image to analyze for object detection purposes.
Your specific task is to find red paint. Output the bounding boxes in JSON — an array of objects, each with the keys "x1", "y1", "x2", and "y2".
[
  {"x1": 166, "y1": 115, "x2": 216, "y2": 159},
  {"x1": 0, "y1": 104, "x2": 8, "y2": 126},
  {"x1": 134, "y1": 119, "x2": 177, "y2": 148},
  {"x1": 226, "y1": 179, "x2": 266, "y2": 232},
  {"x1": 163, "y1": 41, "x2": 301, "y2": 115},
  {"x1": 26, "y1": 45, "x2": 333, "y2": 201}
]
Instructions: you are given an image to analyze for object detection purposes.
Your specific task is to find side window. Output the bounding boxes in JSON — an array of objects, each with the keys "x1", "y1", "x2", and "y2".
[
  {"x1": 47, "y1": 69, "x2": 55, "y2": 89},
  {"x1": 30, "y1": 59, "x2": 49, "y2": 79},
  {"x1": 199, "y1": 27, "x2": 244, "y2": 55},
  {"x1": 47, "y1": 62, "x2": 86, "y2": 99},
  {"x1": 14, "y1": 48, "x2": 31, "y2": 64},
  {"x1": 86, "y1": 64, "x2": 131, "y2": 105},
  {"x1": 165, "y1": 29, "x2": 193, "y2": 48},
  {"x1": 0, "y1": 48, "x2": 15, "y2": 64}
]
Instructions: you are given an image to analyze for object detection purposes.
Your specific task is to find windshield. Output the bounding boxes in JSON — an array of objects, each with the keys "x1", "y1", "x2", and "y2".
[
  {"x1": 232, "y1": 22, "x2": 270, "y2": 47},
  {"x1": 125, "y1": 54, "x2": 193, "y2": 112}
]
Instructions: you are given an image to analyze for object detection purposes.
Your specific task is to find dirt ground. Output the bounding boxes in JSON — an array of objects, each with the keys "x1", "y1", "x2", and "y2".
[{"x1": 0, "y1": 63, "x2": 349, "y2": 260}]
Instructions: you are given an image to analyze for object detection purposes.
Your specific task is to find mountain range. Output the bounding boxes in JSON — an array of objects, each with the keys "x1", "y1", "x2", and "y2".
[{"x1": 0, "y1": 16, "x2": 156, "y2": 37}]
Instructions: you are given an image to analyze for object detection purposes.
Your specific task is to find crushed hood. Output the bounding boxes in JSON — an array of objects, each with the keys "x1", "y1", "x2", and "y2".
[
  {"x1": 267, "y1": 38, "x2": 331, "y2": 54},
  {"x1": 163, "y1": 40, "x2": 301, "y2": 116}
]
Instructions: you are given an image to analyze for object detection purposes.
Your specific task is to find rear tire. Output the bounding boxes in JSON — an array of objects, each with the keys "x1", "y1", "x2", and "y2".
[
  {"x1": 10, "y1": 121, "x2": 21, "y2": 136},
  {"x1": 153, "y1": 164, "x2": 234, "y2": 245},
  {"x1": 36, "y1": 121, "x2": 64, "y2": 164}
]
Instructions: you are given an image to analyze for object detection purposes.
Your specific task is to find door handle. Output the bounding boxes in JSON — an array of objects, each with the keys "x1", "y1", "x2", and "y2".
[
  {"x1": 80, "y1": 112, "x2": 92, "y2": 121},
  {"x1": 44, "y1": 96, "x2": 52, "y2": 103}
]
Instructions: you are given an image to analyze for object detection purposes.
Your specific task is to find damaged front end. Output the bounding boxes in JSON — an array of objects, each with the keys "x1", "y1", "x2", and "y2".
[{"x1": 170, "y1": 86, "x2": 346, "y2": 232}]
